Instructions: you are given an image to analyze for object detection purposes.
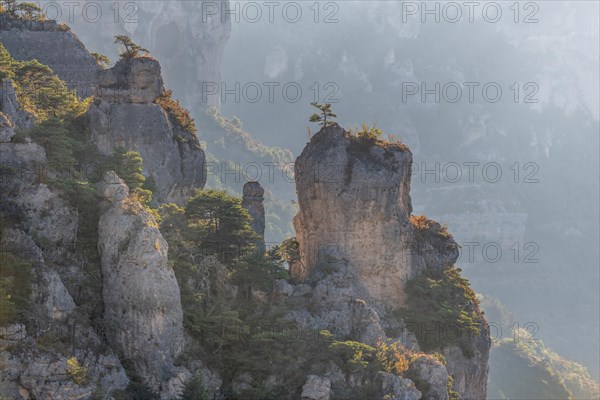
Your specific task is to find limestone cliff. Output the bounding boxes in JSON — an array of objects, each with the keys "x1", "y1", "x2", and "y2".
[
  {"x1": 1, "y1": 91, "x2": 128, "y2": 398},
  {"x1": 292, "y1": 124, "x2": 490, "y2": 399},
  {"x1": 87, "y1": 57, "x2": 206, "y2": 204},
  {"x1": 59, "y1": 0, "x2": 232, "y2": 110},
  {"x1": 97, "y1": 171, "x2": 184, "y2": 394},
  {"x1": 294, "y1": 124, "x2": 416, "y2": 306},
  {"x1": 0, "y1": 16, "x2": 100, "y2": 97}
]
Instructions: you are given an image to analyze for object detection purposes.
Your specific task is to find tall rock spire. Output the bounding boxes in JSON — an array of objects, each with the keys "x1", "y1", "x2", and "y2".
[{"x1": 242, "y1": 181, "x2": 265, "y2": 252}]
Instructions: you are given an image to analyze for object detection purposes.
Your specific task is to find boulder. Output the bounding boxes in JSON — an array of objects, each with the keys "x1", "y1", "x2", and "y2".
[{"x1": 301, "y1": 375, "x2": 331, "y2": 400}]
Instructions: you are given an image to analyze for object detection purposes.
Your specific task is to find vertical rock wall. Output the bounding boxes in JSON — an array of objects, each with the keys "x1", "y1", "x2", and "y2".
[
  {"x1": 293, "y1": 124, "x2": 416, "y2": 307},
  {"x1": 97, "y1": 172, "x2": 184, "y2": 392},
  {"x1": 242, "y1": 181, "x2": 265, "y2": 251}
]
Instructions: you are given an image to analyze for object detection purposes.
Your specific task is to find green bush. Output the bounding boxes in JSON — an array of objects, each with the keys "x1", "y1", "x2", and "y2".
[
  {"x1": 103, "y1": 147, "x2": 145, "y2": 191},
  {"x1": 0, "y1": 43, "x2": 89, "y2": 121},
  {"x1": 27, "y1": 119, "x2": 77, "y2": 172},
  {"x1": 0, "y1": 250, "x2": 33, "y2": 325},
  {"x1": 399, "y1": 267, "x2": 481, "y2": 357}
]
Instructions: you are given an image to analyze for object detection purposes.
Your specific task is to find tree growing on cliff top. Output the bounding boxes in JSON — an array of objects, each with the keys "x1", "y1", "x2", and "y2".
[
  {"x1": 309, "y1": 102, "x2": 337, "y2": 127},
  {"x1": 114, "y1": 35, "x2": 149, "y2": 59}
]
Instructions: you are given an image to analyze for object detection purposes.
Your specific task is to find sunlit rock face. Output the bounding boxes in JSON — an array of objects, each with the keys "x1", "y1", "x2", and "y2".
[
  {"x1": 97, "y1": 171, "x2": 184, "y2": 392},
  {"x1": 95, "y1": 57, "x2": 164, "y2": 104},
  {"x1": 292, "y1": 124, "x2": 490, "y2": 399},
  {"x1": 293, "y1": 123, "x2": 416, "y2": 307},
  {"x1": 87, "y1": 57, "x2": 207, "y2": 204}
]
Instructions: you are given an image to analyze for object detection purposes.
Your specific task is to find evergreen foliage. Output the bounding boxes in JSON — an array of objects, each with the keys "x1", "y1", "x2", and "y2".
[
  {"x1": 309, "y1": 102, "x2": 337, "y2": 127},
  {"x1": 399, "y1": 266, "x2": 481, "y2": 357},
  {"x1": 0, "y1": 43, "x2": 89, "y2": 122},
  {"x1": 0, "y1": 249, "x2": 33, "y2": 325},
  {"x1": 114, "y1": 35, "x2": 149, "y2": 59}
]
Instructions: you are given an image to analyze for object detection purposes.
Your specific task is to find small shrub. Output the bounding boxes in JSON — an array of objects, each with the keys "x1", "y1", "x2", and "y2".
[
  {"x1": 375, "y1": 339, "x2": 410, "y2": 375},
  {"x1": 410, "y1": 215, "x2": 451, "y2": 238},
  {"x1": 66, "y1": 357, "x2": 88, "y2": 385},
  {"x1": 398, "y1": 266, "x2": 481, "y2": 357},
  {"x1": 155, "y1": 90, "x2": 197, "y2": 133},
  {"x1": 0, "y1": 251, "x2": 33, "y2": 325}
]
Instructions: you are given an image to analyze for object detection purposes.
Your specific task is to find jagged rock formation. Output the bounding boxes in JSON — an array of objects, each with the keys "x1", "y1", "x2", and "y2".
[
  {"x1": 0, "y1": 89, "x2": 128, "y2": 398},
  {"x1": 87, "y1": 57, "x2": 206, "y2": 204},
  {"x1": 95, "y1": 56, "x2": 164, "y2": 104},
  {"x1": 242, "y1": 181, "x2": 265, "y2": 250},
  {"x1": 61, "y1": 1, "x2": 232, "y2": 110},
  {"x1": 0, "y1": 230, "x2": 129, "y2": 400},
  {"x1": 292, "y1": 124, "x2": 490, "y2": 400},
  {"x1": 0, "y1": 16, "x2": 100, "y2": 97},
  {"x1": 97, "y1": 171, "x2": 184, "y2": 393}
]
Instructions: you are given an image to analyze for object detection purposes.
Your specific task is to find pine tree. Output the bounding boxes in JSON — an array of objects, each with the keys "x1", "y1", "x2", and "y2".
[
  {"x1": 104, "y1": 147, "x2": 145, "y2": 190},
  {"x1": 309, "y1": 102, "x2": 337, "y2": 127},
  {"x1": 114, "y1": 35, "x2": 149, "y2": 59}
]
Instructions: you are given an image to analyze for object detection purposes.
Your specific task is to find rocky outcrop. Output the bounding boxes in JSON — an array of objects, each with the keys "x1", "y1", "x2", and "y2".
[
  {"x1": 62, "y1": 1, "x2": 232, "y2": 110},
  {"x1": 292, "y1": 124, "x2": 490, "y2": 399},
  {"x1": 0, "y1": 111, "x2": 15, "y2": 142},
  {"x1": 88, "y1": 57, "x2": 206, "y2": 204},
  {"x1": 0, "y1": 16, "x2": 100, "y2": 98},
  {"x1": 95, "y1": 57, "x2": 164, "y2": 104},
  {"x1": 301, "y1": 375, "x2": 331, "y2": 400},
  {"x1": 443, "y1": 338, "x2": 490, "y2": 400},
  {"x1": 97, "y1": 171, "x2": 184, "y2": 393},
  {"x1": 1, "y1": 79, "x2": 34, "y2": 132},
  {"x1": 0, "y1": 228, "x2": 129, "y2": 400},
  {"x1": 293, "y1": 124, "x2": 416, "y2": 307},
  {"x1": 242, "y1": 181, "x2": 265, "y2": 250}
]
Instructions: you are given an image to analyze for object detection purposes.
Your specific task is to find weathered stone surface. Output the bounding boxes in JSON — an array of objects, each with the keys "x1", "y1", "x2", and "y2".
[
  {"x1": 95, "y1": 57, "x2": 164, "y2": 104},
  {"x1": 287, "y1": 260, "x2": 389, "y2": 347},
  {"x1": 292, "y1": 124, "x2": 490, "y2": 399},
  {"x1": 293, "y1": 124, "x2": 416, "y2": 307},
  {"x1": 0, "y1": 112, "x2": 15, "y2": 142},
  {"x1": 0, "y1": 229, "x2": 128, "y2": 400},
  {"x1": 443, "y1": 335, "x2": 490, "y2": 400},
  {"x1": 242, "y1": 181, "x2": 265, "y2": 250},
  {"x1": 407, "y1": 355, "x2": 449, "y2": 400},
  {"x1": 62, "y1": 1, "x2": 232, "y2": 110},
  {"x1": 98, "y1": 170, "x2": 129, "y2": 202},
  {"x1": 273, "y1": 279, "x2": 294, "y2": 297},
  {"x1": 0, "y1": 79, "x2": 34, "y2": 132},
  {"x1": 301, "y1": 375, "x2": 331, "y2": 400},
  {"x1": 88, "y1": 58, "x2": 206, "y2": 203},
  {"x1": 0, "y1": 17, "x2": 100, "y2": 98},
  {"x1": 13, "y1": 184, "x2": 78, "y2": 263},
  {"x1": 97, "y1": 172, "x2": 184, "y2": 392},
  {"x1": 378, "y1": 372, "x2": 422, "y2": 400}
]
